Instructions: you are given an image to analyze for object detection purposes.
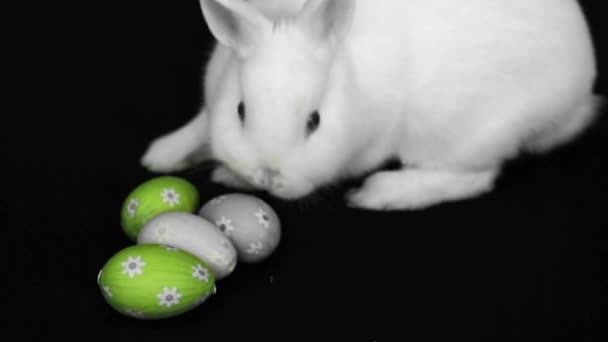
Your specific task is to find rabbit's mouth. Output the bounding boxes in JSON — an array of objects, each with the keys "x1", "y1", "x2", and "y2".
[
  {"x1": 247, "y1": 168, "x2": 285, "y2": 192},
  {"x1": 243, "y1": 168, "x2": 315, "y2": 200}
]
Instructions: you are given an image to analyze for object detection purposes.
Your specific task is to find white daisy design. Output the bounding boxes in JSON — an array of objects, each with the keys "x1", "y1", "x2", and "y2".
[
  {"x1": 161, "y1": 245, "x2": 180, "y2": 252},
  {"x1": 127, "y1": 198, "x2": 140, "y2": 218},
  {"x1": 157, "y1": 287, "x2": 182, "y2": 308},
  {"x1": 123, "y1": 309, "x2": 145, "y2": 319},
  {"x1": 215, "y1": 216, "x2": 235, "y2": 237},
  {"x1": 192, "y1": 264, "x2": 210, "y2": 282},
  {"x1": 121, "y1": 256, "x2": 146, "y2": 278},
  {"x1": 222, "y1": 240, "x2": 234, "y2": 250},
  {"x1": 227, "y1": 259, "x2": 237, "y2": 273},
  {"x1": 153, "y1": 224, "x2": 176, "y2": 243},
  {"x1": 160, "y1": 188, "x2": 181, "y2": 207},
  {"x1": 103, "y1": 286, "x2": 113, "y2": 297},
  {"x1": 253, "y1": 208, "x2": 271, "y2": 229},
  {"x1": 210, "y1": 195, "x2": 228, "y2": 205},
  {"x1": 246, "y1": 242, "x2": 264, "y2": 255},
  {"x1": 210, "y1": 250, "x2": 229, "y2": 266}
]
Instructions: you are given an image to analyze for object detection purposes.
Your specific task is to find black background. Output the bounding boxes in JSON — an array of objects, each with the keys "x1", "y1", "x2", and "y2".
[{"x1": 10, "y1": 0, "x2": 607, "y2": 340}]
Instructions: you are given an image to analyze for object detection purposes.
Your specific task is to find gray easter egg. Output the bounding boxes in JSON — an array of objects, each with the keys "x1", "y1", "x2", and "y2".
[{"x1": 199, "y1": 194, "x2": 281, "y2": 263}]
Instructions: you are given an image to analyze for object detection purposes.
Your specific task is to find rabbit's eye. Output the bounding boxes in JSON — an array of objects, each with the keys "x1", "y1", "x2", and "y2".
[
  {"x1": 238, "y1": 102, "x2": 246, "y2": 123},
  {"x1": 306, "y1": 111, "x2": 320, "y2": 136}
]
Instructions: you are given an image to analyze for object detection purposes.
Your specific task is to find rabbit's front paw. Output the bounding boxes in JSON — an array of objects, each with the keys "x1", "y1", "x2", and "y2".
[
  {"x1": 141, "y1": 134, "x2": 200, "y2": 173},
  {"x1": 346, "y1": 172, "x2": 414, "y2": 211}
]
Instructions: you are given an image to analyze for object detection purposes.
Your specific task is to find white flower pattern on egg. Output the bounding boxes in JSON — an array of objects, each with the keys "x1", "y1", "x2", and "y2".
[
  {"x1": 227, "y1": 259, "x2": 237, "y2": 273},
  {"x1": 161, "y1": 245, "x2": 180, "y2": 252},
  {"x1": 121, "y1": 256, "x2": 146, "y2": 278},
  {"x1": 191, "y1": 264, "x2": 210, "y2": 282},
  {"x1": 160, "y1": 188, "x2": 180, "y2": 207},
  {"x1": 210, "y1": 195, "x2": 228, "y2": 205},
  {"x1": 103, "y1": 286, "x2": 113, "y2": 297},
  {"x1": 246, "y1": 242, "x2": 264, "y2": 255},
  {"x1": 209, "y1": 250, "x2": 230, "y2": 266},
  {"x1": 154, "y1": 224, "x2": 176, "y2": 243},
  {"x1": 253, "y1": 208, "x2": 271, "y2": 229},
  {"x1": 222, "y1": 240, "x2": 233, "y2": 250},
  {"x1": 157, "y1": 287, "x2": 182, "y2": 308},
  {"x1": 127, "y1": 198, "x2": 139, "y2": 218},
  {"x1": 123, "y1": 309, "x2": 145, "y2": 319},
  {"x1": 215, "y1": 217, "x2": 235, "y2": 237}
]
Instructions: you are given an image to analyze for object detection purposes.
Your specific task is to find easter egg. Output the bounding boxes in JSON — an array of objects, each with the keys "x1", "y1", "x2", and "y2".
[
  {"x1": 98, "y1": 244, "x2": 215, "y2": 320},
  {"x1": 199, "y1": 194, "x2": 281, "y2": 263},
  {"x1": 138, "y1": 212, "x2": 238, "y2": 280},
  {"x1": 121, "y1": 176, "x2": 199, "y2": 241}
]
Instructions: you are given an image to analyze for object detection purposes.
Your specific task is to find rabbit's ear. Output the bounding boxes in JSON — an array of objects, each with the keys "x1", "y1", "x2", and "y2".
[
  {"x1": 296, "y1": 0, "x2": 355, "y2": 46},
  {"x1": 200, "y1": 0, "x2": 271, "y2": 57}
]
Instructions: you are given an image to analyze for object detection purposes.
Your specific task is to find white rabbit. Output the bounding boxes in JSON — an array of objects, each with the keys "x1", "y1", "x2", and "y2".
[{"x1": 141, "y1": 0, "x2": 601, "y2": 210}]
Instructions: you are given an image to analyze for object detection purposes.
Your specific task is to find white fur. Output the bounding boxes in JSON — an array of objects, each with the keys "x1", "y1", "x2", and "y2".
[
  {"x1": 141, "y1": 112, "x2": 211, "y2": 172},
  {"x1": 142, "y1": 0, "x2": 599, "y2": 210}
]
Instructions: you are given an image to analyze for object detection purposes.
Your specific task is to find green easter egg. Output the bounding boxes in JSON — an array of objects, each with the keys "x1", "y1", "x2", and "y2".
[
  {"x1": 98, "y1": 244, "x2": 216, "y2": 320},
  {"x1": 121, "y1": 177, "x2": 199, "y2": 241}
]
